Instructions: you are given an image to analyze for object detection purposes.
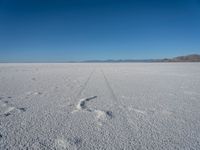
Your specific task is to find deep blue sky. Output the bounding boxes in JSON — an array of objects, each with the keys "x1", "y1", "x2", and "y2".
[{"x1": 0, "y1": 0, "x2": 200, "y2": 62}]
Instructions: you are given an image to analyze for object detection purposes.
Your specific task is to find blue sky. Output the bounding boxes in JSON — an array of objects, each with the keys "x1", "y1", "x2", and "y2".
[{"x1": 0, "y1": 0, "x2": 200, "y2": 62}]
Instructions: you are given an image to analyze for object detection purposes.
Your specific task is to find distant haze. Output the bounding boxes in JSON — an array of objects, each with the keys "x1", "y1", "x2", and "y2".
[{"x1": 0, "y1": 0, "x2": 200, "y2": 62}]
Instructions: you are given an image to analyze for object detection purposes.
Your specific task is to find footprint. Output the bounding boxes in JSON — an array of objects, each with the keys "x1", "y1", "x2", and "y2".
[
  {"x1": 128, "y1": 107, "x2": 146, "y2": 115},
  {"x1": 18, "y1": 107, "x2": 26, "y2": 112},
  {"x1": 74, "y1": 96, "x2": 113, "y2": 125},
  {"x1": 106, "y1": 111, "x2": 113, "y2": 118},
  {"x1": 26, "y1": 91, "x2": 42, "y2": 96},
  {"x1": 95, "y1": 110, "x2": 107, "y2": 119},
  {"x1": 55, "y1": 137, "x2": 82, "y2": 149},
  {"x1": 94, "y1": 110, "x2": 113, "y2": 126},
  {"x1": 67, "y1": 137, "x2": 82, "y2": 146},
  {"x1": 55, "y1": 138, "x2": 68, "y2": 149},
  {"x1": 4, "y1": 101, "x2": 9, "y2": 104},
  {"x1": 133, "y1": 108, "x2": 146, "y2": 115},
  {"x1": 33, "y1": 92, "x2": 42, "y2": 95},
  {"x1": 0, "y1": 100, "x2": 26, "y2": 117},
  {"x1": 0, "y1": 134, "x2": 2, "y2": 139},
  {"x1": 76, "y1": 96, "x2": 97, "y2": 111},
  {"x1": 32, "y1": 77, "x2": 36, "y2": 81},
  {"x1": 4, "y1": 107, "x2": 15, "y2": 116},
  {"x1": 4, "y1": 113, "x2": 11, "y2": 117},
  {"x1": 95, "y1": 110, "x2": 113, "y2": 120},
  {"x1": 161, "y1": 110, "x2": 173, "y2": 116}
]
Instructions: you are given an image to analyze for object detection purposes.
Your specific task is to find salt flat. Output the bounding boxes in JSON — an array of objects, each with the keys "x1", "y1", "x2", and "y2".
[{"x1": 0, "y1": 63, "x2": 200, "y2": 149}]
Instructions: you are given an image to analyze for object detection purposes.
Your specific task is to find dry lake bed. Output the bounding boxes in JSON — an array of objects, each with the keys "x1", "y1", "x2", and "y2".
[{"x1": 0, "y1": 63, "x2": 200, "y2": 149}]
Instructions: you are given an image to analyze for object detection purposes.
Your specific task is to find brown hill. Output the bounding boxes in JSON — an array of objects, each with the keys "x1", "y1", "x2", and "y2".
[{"x1": 169, "y1": 54, "x2": 200, "y2": 62}]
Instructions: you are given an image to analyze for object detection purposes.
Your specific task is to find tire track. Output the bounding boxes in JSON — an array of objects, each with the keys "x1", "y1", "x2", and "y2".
[
  {"x1": 70, "y1": 69, "x2": 95, "y2": 111},
  {"x1": 101, "y1": 69, "x2": 157, "y2": 143},
  {"x1": 101, "y1": 69, "x2": 137, "y2": 127},
  {"x1": 101, "y1": 69, "x2": 142, "y2": 147},
  {"x1": 72, "y1": 70, "x2": 113, "y2": 124},
  {"x1": 75, "y1": 69, "x2": 95, "y2": 99}
]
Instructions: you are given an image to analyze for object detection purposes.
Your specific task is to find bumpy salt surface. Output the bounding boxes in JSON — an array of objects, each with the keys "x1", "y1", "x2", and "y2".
[{"x1": 0, "y1": 63, "x2": 200, "y2": 149}]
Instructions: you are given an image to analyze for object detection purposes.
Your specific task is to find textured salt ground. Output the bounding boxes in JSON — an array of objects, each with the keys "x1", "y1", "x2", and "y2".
[{"x1": 0, "y1": 63, "x2": 200, "y2": 149}]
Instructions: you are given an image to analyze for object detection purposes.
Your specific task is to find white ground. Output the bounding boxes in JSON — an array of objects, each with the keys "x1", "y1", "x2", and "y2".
[{"x1": 0, "y1": 63, "x2": 200, "y2": 150}]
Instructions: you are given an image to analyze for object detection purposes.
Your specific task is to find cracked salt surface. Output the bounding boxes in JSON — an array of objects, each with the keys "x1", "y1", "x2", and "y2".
[{"x1": 0, "y1": 63, "x2": 200, "y2": 149}]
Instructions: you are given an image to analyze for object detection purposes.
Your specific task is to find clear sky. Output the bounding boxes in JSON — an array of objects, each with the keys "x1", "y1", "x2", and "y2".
[{"x1": 0, "y1": 0, "x2": 200, "y2": 62}]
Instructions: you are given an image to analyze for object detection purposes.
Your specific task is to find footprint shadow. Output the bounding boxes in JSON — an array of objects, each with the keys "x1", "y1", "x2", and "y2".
[
  {"x1": 106, "y1": 111, "x2": 113, "y2": 118},
  {"x1": 85, "y1": 96, "x2": 97, "y2": 102},
  {"x1": 4, "y1": 113, "x2": 11, "y2": 117},
  {"x1": 77, "y1": 96, "x2": 97, "y2": 111},
  {"x1": 18, "y1": 107, "x2": 27, "y2": 112}
]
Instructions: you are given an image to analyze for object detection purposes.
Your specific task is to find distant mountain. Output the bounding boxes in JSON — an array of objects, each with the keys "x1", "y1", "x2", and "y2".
[
  {"x1": 82, "y1": 54, "x2": 200, "y2": 63},
  {"x1": 168, "y1": 54, "x2": 200, "y2": 62}
]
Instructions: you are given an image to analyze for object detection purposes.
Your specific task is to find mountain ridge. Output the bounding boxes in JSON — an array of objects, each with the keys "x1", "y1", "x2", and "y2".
[{"x1": 82, "y1": 54, "x2": 200, "y2": 63}]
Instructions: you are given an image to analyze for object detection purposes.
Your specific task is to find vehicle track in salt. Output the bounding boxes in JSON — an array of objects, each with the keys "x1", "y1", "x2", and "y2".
[
  {"x1": 70, "y1": 69, "x2": 94, "y2": 110},
  {"x1": 101, "y1": 69, "x2": 159, "y2": 140},
  {"x1": 101, "y1": 69, "x2": 137, "y2": 127},
  {"x1": 68, "y1": 69, "x2": 94, "y2": 109},
  {"x1": 72, "y1": 70, "x2": 113, "y2": 124},
  {"x1": 75, "y1": 70, "x2": 95, "y2": 99}
]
